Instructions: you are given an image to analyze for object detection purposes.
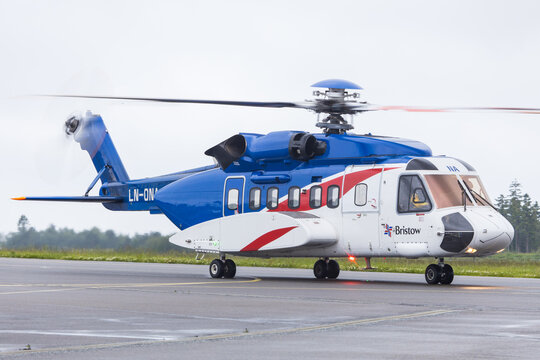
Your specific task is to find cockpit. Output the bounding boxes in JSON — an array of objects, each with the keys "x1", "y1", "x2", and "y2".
[
  {"x1": 425, "y1": 174, "x2": 492, "y2": 208},
  {"x1": 398, "y1": 174, "x2": 493, "y2": 213}
]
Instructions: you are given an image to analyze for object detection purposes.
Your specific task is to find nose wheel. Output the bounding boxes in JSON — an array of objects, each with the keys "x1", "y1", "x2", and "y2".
[
  {"x1": 425, "y1": 259, "x2": 454, "y2": 285},
  {"x1": 209, "y1": 258, "x2": 237, "y2": 279}
]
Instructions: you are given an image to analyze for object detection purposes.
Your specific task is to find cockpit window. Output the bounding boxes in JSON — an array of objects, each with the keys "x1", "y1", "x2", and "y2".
[
  {"x1": 424, "y1": 175, "x2": 473, "y2": 209},
  {"x1": 461, "y1": 175, "x2": 492, "y2": 206},
  {"x1": 398, "y1": 175, "x2": 432, "y2": 213}
]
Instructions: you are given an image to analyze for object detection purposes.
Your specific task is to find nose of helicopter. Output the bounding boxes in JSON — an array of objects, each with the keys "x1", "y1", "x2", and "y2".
[
  {"x1": 438, "y1": 209, "x2": 513, "y2": 256},
  {"x1": 463, "y1": 209, "x2": 514, "y2": 255}
]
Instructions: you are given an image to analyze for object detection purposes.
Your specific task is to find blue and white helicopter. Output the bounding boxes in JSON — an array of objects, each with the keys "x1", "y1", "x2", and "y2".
[{"x1": 16, "y1": 79, "x2": 533, "y2": 284}]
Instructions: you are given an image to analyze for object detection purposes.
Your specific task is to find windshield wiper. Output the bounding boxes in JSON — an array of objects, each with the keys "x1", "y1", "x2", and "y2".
[
  {"x1": 468, "y1": 188, "x2": 498, "y2": 211},
  {"x1": 457, "y1": 180, "x2": 467, "y2": 212},
  {"x1": 460, "y1": 180, "x2": 497, "y2": 211}
]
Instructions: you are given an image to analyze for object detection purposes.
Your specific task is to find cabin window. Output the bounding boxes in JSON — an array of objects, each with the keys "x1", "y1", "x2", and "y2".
[
  {"x1": 398, "y1": 175, "x2": 432, "y2": 213},
  {"x1": 354, "y1": 184, "x2": 367, "y2": 206},
  {"x1": 327, "y1": 185, "x2": 340, "y2": 208},
  {"x1": 288, "y1": 187, "x2": 300, "y2": 209},
  {"x1": 249, "y1": 187, "x2": 261, "y2": 210},
  {"x1": 423, "y1": 174, "x2": 474, "y2": 208},
  {"x1": 267, "y1": 187, "x2": 279, "y2": 209},
  {"x1": 309, "y1": 185, "x2": 322, "y2": 208},
  {"x1": 227, "y1": 188, "x2": 239, "y2": 210}
]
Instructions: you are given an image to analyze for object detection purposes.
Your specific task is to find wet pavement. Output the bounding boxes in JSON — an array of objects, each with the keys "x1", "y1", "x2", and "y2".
[{"x1": 1, "y1": 258, "x2": 539, "y2": 359}]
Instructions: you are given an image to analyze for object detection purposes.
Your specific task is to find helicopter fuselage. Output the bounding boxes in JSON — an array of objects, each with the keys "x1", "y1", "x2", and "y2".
[
  {"x1": 90, "y1": 122, "x2": 512, "y2": 260},
  {"x1": 15, "y1": 110, "x2": 514, "y2": 283}
]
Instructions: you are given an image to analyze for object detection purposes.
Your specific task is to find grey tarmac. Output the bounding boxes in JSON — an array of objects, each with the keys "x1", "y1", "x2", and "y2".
[{"x1": 0, "y1": 257, "x2": 539, "y2": 359}]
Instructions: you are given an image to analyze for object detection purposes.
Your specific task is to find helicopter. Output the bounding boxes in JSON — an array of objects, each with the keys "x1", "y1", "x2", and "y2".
[{"x1": 14, "y1": 79, "x2": 537, "y2": 285}]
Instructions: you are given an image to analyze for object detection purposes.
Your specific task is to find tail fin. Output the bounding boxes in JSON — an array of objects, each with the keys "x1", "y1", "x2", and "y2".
[{"x1": 66, "y1": 111, "x2": 129, "y2": 184}]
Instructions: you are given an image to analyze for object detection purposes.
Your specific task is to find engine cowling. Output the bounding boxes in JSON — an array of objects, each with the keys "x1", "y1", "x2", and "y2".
[{"x1": 205, "y1": 131, "x2": 327, "y2": 169}]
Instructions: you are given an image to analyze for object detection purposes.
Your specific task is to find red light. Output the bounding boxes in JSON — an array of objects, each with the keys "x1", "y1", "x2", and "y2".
[{"x1": 348, "y1": 256, "x2": 356, "y2": 262}]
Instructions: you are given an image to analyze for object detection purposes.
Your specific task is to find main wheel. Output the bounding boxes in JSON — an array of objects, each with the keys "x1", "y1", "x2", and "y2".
[
  {"x1": 209, "y1": 259, "x2": 224, "y2": 278},
  {"x1": 327, "y1": 260, "x2": 340, "y2": 279},
  {"x1": 440, "y1": 264, "x2": 454, "y2": 285},
  {"x1": 313, "y1": 260, "x2": 328, "y2": 279},
  {"x1": 425, "y1": 264, "x2": 441, "y2": 285},
  {"x1": 223, "y1": 259, "x2": 237, "y2": 279}
]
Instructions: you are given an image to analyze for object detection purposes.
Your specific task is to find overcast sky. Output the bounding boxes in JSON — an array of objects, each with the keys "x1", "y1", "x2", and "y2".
[{"x1": 1, "y1": 0, "x2": 539, "y2": 235}]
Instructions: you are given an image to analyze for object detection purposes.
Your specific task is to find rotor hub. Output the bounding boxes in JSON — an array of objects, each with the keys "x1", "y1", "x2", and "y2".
[{"x1": 310, "y1": 80, "x2": 364, "y2": 133}]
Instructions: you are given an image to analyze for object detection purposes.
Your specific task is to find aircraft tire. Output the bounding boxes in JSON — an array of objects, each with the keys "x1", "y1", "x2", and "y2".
[
  {"x1": 223, "y1": 259, "x2": 237, "y2": 279},
  {"x1": 210, "y1": 259, "x2": 225, "y2": 278},
  {"x1": 425, "y1": 264, "x2": 441, "y2": 285},
  {"x1": 327, "y1": 260, "x2": 340, "y2": 279},
  {"x1": 439, "y1": 264, "x2": 454, "y2": 285},
  {"x1": 313, "y1": 260, "x2": 328, "y2": 279}
]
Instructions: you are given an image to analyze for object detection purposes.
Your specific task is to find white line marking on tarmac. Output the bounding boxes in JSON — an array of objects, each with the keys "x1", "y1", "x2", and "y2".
[
  {"x1": 0, "y1": 278, "x2": 261, "y2": 295},
  {"x1": 1, "y1": 309, "x2": 456, "y2": 356}
]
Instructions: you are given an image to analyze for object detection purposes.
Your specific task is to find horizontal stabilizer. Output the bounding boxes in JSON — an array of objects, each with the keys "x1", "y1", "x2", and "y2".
[{"x1": 12, "y1": 196, "x2": 122, "y2": 203}]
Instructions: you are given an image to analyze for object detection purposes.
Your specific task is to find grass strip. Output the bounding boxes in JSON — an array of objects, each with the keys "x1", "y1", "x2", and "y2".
[{"x1": 0, "y1": 249, "x2": 539, "y2": 278}]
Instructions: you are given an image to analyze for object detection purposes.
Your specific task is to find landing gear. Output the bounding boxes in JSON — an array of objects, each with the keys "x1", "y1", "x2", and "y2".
[
  {"x1": 313, "y1": 259, "x2": 328, "y2": 279},
  {"x1": 424, "y1": 258, "x2": 454, "y2": 285},
  {"x1": 209, "y1": 257, "x2": 236, "y2": 279},
  {"x1": 223, "y1": 259, "x2": 237, "y2": 278},
  {"x1": 313, "y1": 258, "x2": 340, "y2": 279},
  {"x1": 425, "y1": 264, "x2": 441, "y2": 285},
  {"x1": 327, "y1": 260, "x2": 340, "y2": 279},
  {"x1": 440, "y1": 264, "x2": 454, "y2": 285},
  {"x1": 209, "y1": 259, "x2": 224, "y2": 278}
]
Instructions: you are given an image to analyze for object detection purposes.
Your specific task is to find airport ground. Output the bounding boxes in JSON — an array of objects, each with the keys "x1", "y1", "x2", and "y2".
[{"x1": 1, "y1": 258, "x2": 539, "y2": 359}]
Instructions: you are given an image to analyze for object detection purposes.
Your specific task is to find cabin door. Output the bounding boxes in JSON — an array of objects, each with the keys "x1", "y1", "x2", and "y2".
[
  {"x1": 223, "y1": 177, "x2": 245, "y2": 216},
  {"x1": 341, "y1": 165, "x2": 382, "y2": 256}
]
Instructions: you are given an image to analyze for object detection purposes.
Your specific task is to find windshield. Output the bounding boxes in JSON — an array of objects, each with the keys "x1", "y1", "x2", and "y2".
[
  {"x1": 461, "y1": 175, "x2": 492, "y2": 206},
  {"x1": 424, "y1": 175, "x2": 473, "y2": 209}
]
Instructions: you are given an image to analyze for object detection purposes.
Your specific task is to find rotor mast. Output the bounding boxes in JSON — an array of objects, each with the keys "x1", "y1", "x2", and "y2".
[{"x1": 310, "y1": 79, "x2": 364, "y2": 134}]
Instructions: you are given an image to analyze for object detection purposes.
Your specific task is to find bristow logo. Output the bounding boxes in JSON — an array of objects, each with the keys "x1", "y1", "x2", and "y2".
[
  {"x1": 384, "y1": 224, "x2": 393, "y2": 237},
  {"x1": 383, "y1": 224, "x2": 421, "y2": 236},
  {"x1": 394, "y1": 226, "x2": 421, "y2": 235}
]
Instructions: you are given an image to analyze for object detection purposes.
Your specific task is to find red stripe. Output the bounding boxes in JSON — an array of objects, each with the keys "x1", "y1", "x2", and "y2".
[
  {"x1": 271, "y1": 167, "x2": 398, "y2": 212},
  {"x1": 240, "y1": 226, "x2": 297, "y2": 252}
]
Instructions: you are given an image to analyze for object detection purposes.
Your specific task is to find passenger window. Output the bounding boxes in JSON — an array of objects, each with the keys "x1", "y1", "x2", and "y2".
[
  {"x1": 267, "y1": 187, "x2": 279, "y2": 209},
  {"x1": 249, "y1": 187, "x2": 261, "y2": 210},
  {"x1": 398, "y1": 175, "x2": 432, "y2": 213},
  {"x1": 327, "y1": 185, "x2": 340, "y2": 208},
  {"x1": 310, "y1": 185, "x2": 322, "y2": 208},
  {"x1": 227, "y1": 188, "x2": 239, "y2": 210},
  {"x1": 288, "y1": 187, "x2": 300, "y2": 209},
  {"x1": 354, "y1": 184, "x2": 367, "y2": 206}
]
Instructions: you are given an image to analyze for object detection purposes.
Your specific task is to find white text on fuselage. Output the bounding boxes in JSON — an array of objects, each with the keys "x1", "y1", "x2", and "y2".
[{"x1": 129, "y1": 188, "x2": 159, "y2": 202}]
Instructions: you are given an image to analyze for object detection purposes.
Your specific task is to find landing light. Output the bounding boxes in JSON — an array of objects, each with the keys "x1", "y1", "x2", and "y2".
[
  {"x1": 348, "y1": 256, "x2": 356, "y2": 262},
  {"x1": 465, "y1": 247, "x2": 477, "y2": 254}
]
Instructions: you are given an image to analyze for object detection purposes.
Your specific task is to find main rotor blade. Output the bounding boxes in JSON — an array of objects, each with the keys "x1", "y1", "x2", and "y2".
[
  {"x1": 43, "y1": 95, "x2": 540, "y2": 115},
  {"x1": 44, "y1": 94, "x2": 302, "y2": 109},
  {"x1": 369, "y1": 105, "x2": 540, "y2": 114}
]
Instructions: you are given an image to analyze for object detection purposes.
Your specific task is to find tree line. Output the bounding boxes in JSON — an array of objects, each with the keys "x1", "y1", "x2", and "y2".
[
  {"x1": 1, "y1": 180, "x2": 539, "y2": 253},
  {"x1": 1, "y1": 215, "x2": 179, "y2": 253},
  {"x1": 496, "y1": 181, "x2": 540, "y2": 253}
]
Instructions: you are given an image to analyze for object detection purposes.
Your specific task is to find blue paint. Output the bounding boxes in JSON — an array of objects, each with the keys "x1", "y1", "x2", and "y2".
[
  {"x1": 311, "y1": 79, "x2": 363, "y2": 90},
  {"x1": 94, "y1": 129, "x2": 433, "y2": 227},
  {"x1": 77, "y1": 113, "x2": 129, "y2": 183},
  {"x1": 24, "y1": 113, "x2": 435, "y2": 230}
]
